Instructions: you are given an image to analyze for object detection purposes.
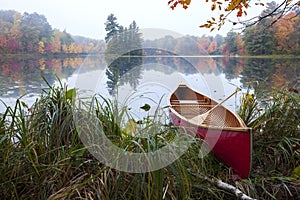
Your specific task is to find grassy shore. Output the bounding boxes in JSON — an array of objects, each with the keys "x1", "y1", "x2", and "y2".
[{"x1": 0, "y1": 80, "x2": 299, "y2": 199}]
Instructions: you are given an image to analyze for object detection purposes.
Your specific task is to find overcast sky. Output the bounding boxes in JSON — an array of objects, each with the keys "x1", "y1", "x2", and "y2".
[{"x1": 1, "y1": 0, "x2": 272, "y2": 40}]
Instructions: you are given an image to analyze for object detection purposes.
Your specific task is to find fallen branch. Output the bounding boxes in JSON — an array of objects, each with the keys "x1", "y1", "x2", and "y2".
[
  {"x1": 188, "y1": 170, "x2": 256, "y2": 200},
  {"x1": 215, "y1": 180, "x2": 256, "y2": 200}
]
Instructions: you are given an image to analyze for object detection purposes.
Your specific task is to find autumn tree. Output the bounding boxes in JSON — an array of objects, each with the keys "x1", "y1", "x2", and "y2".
[
  {"x1": 288, "y1": 12, "x2": 300, "y2": 54},
  {"x1": 0, "y1": 10, "x2": 104, "y2": 54},
  {"x1": 20, "y1": 12, "x2": 52, "y2": 52},
  {"x1": 197, "y1": 35, "x2": 212, "y2": 53},
  {"x1": 274, "y1": 12, "x2": 296, "y2": 54},
  {"x1": 168, "y1": 0, "x2": 300, "y2": 31},
  {"x1": 207, "y1": 39, "x2": 217, "y2": 54}
]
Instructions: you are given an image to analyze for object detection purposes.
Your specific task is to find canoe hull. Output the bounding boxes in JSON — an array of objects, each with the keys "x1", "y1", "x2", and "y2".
[
  {"x1": 168, "y1": 84, "x2": 252, "y2": 179},
  {"x1": 169, "y1": 111, "x2": 252, "y2": 179}
]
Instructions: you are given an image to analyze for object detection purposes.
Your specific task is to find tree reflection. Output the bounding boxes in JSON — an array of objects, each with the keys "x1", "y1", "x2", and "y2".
[
  {"x1": 0, "y1": 56, "x2": 99, "y2": 97},
  {"x1": 106, "y1": 49, "x2": 143, "y2": 95},
  {"x1": 221, "y1": 57, "x2": 299, "y2": 91}
]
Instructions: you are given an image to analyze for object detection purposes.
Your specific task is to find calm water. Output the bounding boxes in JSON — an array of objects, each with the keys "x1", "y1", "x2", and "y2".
[{"x1": 0, "y1": 55, "x2": 299, "y2": 118}]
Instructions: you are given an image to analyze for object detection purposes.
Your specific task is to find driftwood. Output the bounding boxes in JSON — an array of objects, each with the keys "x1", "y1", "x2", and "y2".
[
  {"x1": 188, "y1": 170, "x2": 256, "y2": 200},
  {"x1": 214, "y1": 180, "x2": 256, "y2": 200}
]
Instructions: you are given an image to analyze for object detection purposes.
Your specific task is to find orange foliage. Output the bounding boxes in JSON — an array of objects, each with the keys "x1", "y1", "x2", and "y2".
[{"x1": 168, "y1": 0, "x2": 299, "y2": 32}]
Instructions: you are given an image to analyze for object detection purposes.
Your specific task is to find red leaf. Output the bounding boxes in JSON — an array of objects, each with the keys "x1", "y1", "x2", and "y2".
[{"x1": 237, "y1": 5, "x2": 243, "y2": 17}]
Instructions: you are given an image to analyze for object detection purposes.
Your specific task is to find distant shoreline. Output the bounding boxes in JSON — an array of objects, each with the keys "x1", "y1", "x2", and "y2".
[
  {"x1": 0, "y1": 52, "x2": 103, "y2": 60},
  {"x1": 1, "y1": 53, "x2": 299, "y2": 60}
]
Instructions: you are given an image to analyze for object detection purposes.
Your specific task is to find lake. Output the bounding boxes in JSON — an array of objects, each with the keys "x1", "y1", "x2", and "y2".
[{"x1": 0, "y1": 55, "x2": 299, "y2": 120}]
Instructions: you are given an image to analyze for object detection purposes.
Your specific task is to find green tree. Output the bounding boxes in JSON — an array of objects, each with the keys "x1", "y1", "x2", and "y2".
[
  {"x1": 104, "y1": 15, "x2": 143, "y2": 94},
  {"x1": 223, "y1": 31, "x2": 238, "y2": 55},
  {"x1": 243, "y1": 2, "x2": 279, "y2": 55},
  {"x1": 20, "y1": 12, "x2": 52, "y2": 52},
  {"x1": 243, "y1": 25, "x2": 275, "y2": 55},
  {"x1": 104, "y1": 14, "x2": 119, "y2": 43}
]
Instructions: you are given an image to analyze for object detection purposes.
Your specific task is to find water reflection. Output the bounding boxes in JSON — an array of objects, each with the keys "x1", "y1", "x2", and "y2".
[
  {"x1": 0, "y1": 56, "x2": 105, "y2": 98},
  {"x1": 105, "y1": 48, "x2": 202, "y2": 95},
  {"x1": 0, "y1": 55, "x2": 299, "y2": 114},
  {"x1": 241, "y1": 58, "x2": 300, "y2": 91}
]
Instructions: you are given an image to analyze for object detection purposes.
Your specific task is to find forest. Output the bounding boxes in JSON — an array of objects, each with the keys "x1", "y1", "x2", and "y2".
[
  {"x1": 0, "y1": 10, "x2": 104, "y2": 55},
  {"x1": 1, "y1": 1, "x2": 299, "y2": 57}
]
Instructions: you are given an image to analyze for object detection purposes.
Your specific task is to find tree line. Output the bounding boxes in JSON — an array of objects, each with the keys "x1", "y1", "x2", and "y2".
[
  {"x1": 1, "y1": 1, "x2": 299, "y2": 57},
  {"x1": 0, "y1": 10, "x2": 104, "y2": 54}
]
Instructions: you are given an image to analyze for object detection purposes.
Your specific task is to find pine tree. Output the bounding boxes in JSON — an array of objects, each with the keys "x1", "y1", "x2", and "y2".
[
  {"x1": 104, "y1": 14, "x2": 119, "y2": 43},
  {"x1": 104, "y1": 15, "x2": 143, "y2": 94}
]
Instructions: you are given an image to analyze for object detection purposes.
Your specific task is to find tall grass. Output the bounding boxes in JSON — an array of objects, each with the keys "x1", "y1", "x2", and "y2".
[
  {"x1": 0, "y1": 79, "x2": 299, "y2": 199},
  {"x1": 0, "y1": 79, "x2": 93, "y2": 199},
  {"x1": 238, "y1": 86, "x2": 300, "y2": 199}
]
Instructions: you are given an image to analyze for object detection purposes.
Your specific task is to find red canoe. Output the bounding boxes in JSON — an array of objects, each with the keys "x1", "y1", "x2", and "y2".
[{"x1": 168, "y1": 84, "x2": 252, "y2": 179}]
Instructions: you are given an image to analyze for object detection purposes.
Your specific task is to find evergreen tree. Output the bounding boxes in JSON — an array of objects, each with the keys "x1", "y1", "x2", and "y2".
[
  {"x1": 104, "y1": 15, "x2": 143, "y2": 94},
  {"x1": 224, "y1": 31, "x2": 238, "y2": 54},
  {"x1": 243, "y1": 3, "x2": 277, "y2": 55},
  {"x1": 104, "y1": 14, "x2": 119, "y2": 43}
]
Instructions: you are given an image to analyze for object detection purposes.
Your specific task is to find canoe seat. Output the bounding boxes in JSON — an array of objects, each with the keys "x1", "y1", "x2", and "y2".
[
  {"x1": 171, "y1": 99, "x2": 211, "y2": 105},
  {"x1": 171, "y1": 105, "x2": 212, "y2": 116}
]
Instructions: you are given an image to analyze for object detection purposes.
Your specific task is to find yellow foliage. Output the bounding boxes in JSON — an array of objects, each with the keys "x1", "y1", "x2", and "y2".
[
  {"x1": 226, "y1": 0, "x2": 247, "y2": 11},
  {"x1": 39, "y1": 58, "x2": 46, "y2": 70},
  {"x1": 38, "y1": 41, "x2": 45, "y2": 54}
]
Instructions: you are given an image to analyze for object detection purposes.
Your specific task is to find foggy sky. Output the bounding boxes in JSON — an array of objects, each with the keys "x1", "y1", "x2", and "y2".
[{"x1": 1, "y1": 0, "x2": 269, "y2": 40}]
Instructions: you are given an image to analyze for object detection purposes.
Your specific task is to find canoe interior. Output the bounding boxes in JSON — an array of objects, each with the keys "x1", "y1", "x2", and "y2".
[{"x1": 170, "y1": 85, "x2": 246, "y2": 129}]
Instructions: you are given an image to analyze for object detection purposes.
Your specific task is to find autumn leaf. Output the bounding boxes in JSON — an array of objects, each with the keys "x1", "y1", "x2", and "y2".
[
  {"x1": 237, "y1": 5, "x2": 243, "y2": 17},
  {"x1": 168, "y1": 0, "x2": 300, "y2": 32},
  {"x1": 185, "y1": 0, "x2": 191, "y2": 5},
  {"x1": 211, "y1": 4, "x2": 216, "y2": 11}
]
